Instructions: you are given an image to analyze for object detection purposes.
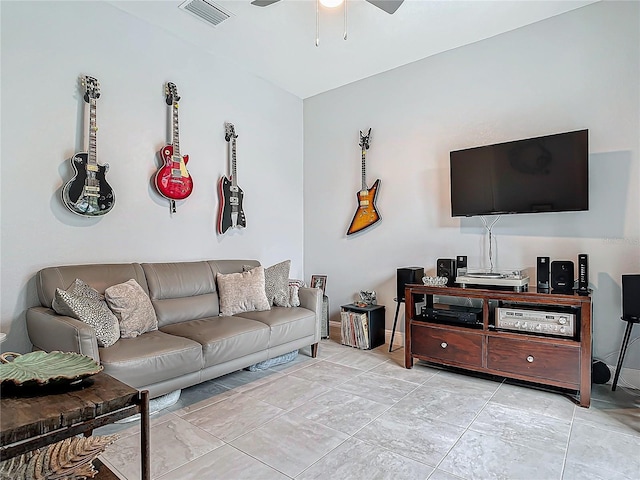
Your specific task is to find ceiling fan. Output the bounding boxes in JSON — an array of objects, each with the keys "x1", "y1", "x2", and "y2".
[{"x1": 251, "y1": 0, "x2": 405, "y2": 15}]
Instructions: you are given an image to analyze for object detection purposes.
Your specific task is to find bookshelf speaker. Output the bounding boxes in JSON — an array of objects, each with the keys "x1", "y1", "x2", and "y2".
[
  {"x1": 397, "y1": 267, "x2": 424, "y2": 302},
  {"x1": 437, "y1": 258, "x2": 457, "y2": 287},
  {"x1": 551, "y1": 261, "x2": 574, "y2": 292}
]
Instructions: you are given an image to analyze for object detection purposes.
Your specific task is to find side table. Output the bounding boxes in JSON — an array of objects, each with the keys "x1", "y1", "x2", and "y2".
[{"x1": 1, "y1": 372, "x2": 150, "y2": 480}]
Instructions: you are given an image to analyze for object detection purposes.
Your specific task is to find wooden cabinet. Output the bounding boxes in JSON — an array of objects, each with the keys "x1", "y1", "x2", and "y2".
[{"x1": 404, "y1": 285, "x2": 592, "y2": 407}]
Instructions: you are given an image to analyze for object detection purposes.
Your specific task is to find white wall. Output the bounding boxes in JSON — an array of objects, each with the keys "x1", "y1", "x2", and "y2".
[
  {"x1": 304, "y1": 1, "x2": 640, "y2": 378},
  {"x1": 0, "y1": 1, "x2": 304, "y2": 353}
]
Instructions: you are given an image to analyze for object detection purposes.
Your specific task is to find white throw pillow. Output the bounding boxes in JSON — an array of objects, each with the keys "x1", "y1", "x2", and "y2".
[
  {"x1": 216, "y1": 266, "x2": 271, "y2": 316},
  {"x1": 105, "y1": 279, "x2": 158, "y2": 338}
]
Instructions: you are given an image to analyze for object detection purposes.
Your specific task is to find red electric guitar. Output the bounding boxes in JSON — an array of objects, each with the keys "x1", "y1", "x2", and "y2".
[{"x1": 155, "y1": 82, "x2": 193, "y2": 213}]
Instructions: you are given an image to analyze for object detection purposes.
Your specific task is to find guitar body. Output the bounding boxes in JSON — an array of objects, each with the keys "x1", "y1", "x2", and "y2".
[
  {"x1": 62, "y1": 152, "x2": 115, "y2": 216},
  {"x1": 155, "y1": 144, "x2": 193, "y2": 200},
  {"x1": 347, "y1": 179, "x2": 381, "y2": 235},
  {"x1": 217, "y1": 175, "x2": 246, "y2": 234}
]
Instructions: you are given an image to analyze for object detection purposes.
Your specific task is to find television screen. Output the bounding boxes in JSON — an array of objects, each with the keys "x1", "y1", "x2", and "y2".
[{"x1": 450, "y1": 129, "x2": 589, "y2": 217}]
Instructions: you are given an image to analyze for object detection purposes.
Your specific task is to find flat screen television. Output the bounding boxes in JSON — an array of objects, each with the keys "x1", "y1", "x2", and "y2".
[{"x1": 450, "y1": 129, "x2": 589, "y2": 217}]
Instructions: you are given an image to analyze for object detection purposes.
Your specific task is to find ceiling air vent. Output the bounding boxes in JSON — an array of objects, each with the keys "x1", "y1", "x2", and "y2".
[{"x1": 179, "y1": 0, "x2": 232, "y2": 27}]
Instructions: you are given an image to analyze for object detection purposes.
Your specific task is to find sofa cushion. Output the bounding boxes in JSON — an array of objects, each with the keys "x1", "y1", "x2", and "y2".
[
  {"x1": 216, "y1": 267, "x2": 270, "y2": 316},
  {"x1": 142, "y1": 261, "x2": 219, "y2": 327},
  {"x1": 161, "y1": 316, "x2": 270, "y2": 368},
  {"x1": 105, "y1": 279, "x2": 158, "y2": 338},
  {"x1": 52, "y1": 279, "x2": 120, "y2": 348},
  {"x1": 98, "y1": 330, "x2": 203, "y2": 388},
  {"x1": 236, "y1": 307, "x2": 316, "y2": 347}
]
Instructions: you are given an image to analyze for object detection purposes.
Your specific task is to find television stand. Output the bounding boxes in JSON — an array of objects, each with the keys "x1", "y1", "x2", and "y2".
[{"x1": 404, "y1": 284, "x2": 592, "y2": 407}]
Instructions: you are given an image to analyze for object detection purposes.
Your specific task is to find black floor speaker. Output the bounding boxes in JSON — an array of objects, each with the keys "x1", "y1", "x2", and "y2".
[
  {"x1": 551, "y1": 260, "x2": 574, "y2": 292},
  {"x1": 397, "y1": 267, "x2": 424, "y2": 302},
  {"x1": 537, "y1": 256, "x2": 550, "y2": 290},
  {"x1": 622, "y1": 274, "x2": 640, "y2": 319},
  {"x1": 437, "y1": 258, "x2": 457, "y2": 287}
]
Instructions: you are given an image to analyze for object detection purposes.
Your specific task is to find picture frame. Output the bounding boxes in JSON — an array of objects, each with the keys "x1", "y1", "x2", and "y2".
[{"x1": 310, "y1": 275, "x2": 327, "y2": 295}]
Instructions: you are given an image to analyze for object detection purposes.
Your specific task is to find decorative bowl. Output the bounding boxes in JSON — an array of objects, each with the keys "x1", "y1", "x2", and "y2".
[
  {"x1": 422, "y1": 276, "x2": 449, "y2": 287},
  {"x1": 0, "y1": 350, "x2": 103, "y2": 388}
]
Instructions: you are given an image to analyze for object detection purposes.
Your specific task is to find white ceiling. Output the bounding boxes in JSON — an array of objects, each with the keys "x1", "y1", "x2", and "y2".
[{"x1": 108, "y1": 0, "x2": 598, "y2": 99}]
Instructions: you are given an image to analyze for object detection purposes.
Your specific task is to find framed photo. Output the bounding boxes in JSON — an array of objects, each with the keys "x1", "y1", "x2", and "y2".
[{"x1": 310, "y1": 275, "x2": 327, "y2": 295}]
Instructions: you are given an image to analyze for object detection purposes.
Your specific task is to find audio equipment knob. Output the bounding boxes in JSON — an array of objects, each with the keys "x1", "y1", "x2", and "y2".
[
  {"x1": 527, "y1": 355, "x2": 534, "y2": 363},
  {"x1": 560, "y1": 327, "x2": 566, "y2": 334},
  {"x1": 535, "y1": 324, "x2": 542, "y2": 331},
  {"x1": 515, "y1": 321, "x2": 521, "y2": 327},
  {"x1": 441, "y1": 342, "x2": 448, "y2": 349},
  {"x1": 559, "y1": 317, "x2": 567, "y2": 325}
]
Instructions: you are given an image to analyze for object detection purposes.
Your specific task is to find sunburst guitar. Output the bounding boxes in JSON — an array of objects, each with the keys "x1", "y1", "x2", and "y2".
[{"x1": 347, "y1": 128, "x2": 381, "y2": 235}]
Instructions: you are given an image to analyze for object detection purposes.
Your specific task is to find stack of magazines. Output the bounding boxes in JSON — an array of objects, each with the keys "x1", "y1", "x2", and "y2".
[{"x1": 340, "y1": 310, "x2": 370, "y2": 349}]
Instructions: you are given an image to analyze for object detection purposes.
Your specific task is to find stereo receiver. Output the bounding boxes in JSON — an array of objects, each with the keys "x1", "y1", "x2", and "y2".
[{"x1": 495, "y1": 307, "x2": 576, "y2": 338}]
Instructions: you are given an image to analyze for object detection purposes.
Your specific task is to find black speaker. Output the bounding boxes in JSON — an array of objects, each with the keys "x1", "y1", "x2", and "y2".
[
  {"x1": 551, "y1": 261, "x2": 574, "y2": 292},
  {"x1": 622, "y1": 274, "x2": 640, "y2": 320},
  {"x1": 397, "y1": 267, "x2": 424, "y2": 301},
  {"x1": 456, "y1": 255, "x2": 467, "y2": 276},
  {"x1": 577, "y1": 254, "x2": 589, "y2": 294},
  {"x1": 537, "y1": 256, "x2": 550, "y2": 290},
  {"x1": 437, "y1": 258, "x2": 457, "y2": 287},
  {"x1": 592, "y1": 360, "x2": 611, "y2": 384}
]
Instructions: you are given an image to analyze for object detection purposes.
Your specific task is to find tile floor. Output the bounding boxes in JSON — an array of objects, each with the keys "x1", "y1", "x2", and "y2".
[{"x1": 97, "y1": 337, "x2": 640, "y2": 479}]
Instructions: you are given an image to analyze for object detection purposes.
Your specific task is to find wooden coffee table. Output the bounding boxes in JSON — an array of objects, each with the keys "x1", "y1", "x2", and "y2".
[{"x1": 1, "y1": 371, "x2": 149, "y2": 479}]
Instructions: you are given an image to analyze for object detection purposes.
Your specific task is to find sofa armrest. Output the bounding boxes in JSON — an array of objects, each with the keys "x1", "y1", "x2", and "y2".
[
  {"x1": 298, "y1": 287, "x2": 322, "y2": 342},
  {"x1": 26, "y1": 307, "x2": 100, "y2": 362}
]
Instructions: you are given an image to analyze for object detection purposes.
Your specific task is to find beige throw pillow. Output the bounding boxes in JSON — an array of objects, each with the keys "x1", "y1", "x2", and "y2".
[
  {"x1": 217, "y1": 266, "x2": 271, "y2": 316},
  {"x1": 52, "y1": 278, "x2": 120, "y2": 348},
  {"x1": 105, "y1": 279, "x2": 158, "y2": 338}
]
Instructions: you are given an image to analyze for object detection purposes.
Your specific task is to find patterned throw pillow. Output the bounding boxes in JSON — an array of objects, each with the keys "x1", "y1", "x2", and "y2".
[
  {"x1": 264, "y1": 260, "x2": 291, "y2": 307},
  {"x1": 105, "y1": 279, "x2": 158, "y2": 338},
  {"x1": 52, "y1": 279, "x2": 120, "y2": 348},
  {"x1": 288, "y1": 279, "x2": 306, "y2": 307},
  {"x1": 216, "y1": 266, "x2": 271, "y2": 316}
]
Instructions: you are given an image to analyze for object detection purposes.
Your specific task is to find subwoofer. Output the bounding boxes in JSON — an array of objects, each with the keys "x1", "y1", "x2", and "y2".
[
  {"x1": 437, "y1": 258, "x2": 457, "y2": 287},
  {"x1": 397, "y1": 267, "x2": 424, "y2": 302},
  {"x1": 551, "y1": 260, "x2": 574, "y2": 293}
]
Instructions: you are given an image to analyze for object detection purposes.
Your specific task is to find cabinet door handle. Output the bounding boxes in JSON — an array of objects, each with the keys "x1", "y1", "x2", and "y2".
[
  {"x1": 526, "y1": 355, "x2": 534, "y2": 363},
  {"x1": 441, "y1": 342, "x2": 448, "y2": 349}
]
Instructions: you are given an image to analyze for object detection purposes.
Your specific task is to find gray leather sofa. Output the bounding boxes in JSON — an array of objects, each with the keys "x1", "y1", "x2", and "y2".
[{"x1": 26, "y1": 260, "x2": 322, "y2": 398}]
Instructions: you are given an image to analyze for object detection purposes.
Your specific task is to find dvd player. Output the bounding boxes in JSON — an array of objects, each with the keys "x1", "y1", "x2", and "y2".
[{"x1": 420, "y1": 304, "x2": 482, "y2": 325}]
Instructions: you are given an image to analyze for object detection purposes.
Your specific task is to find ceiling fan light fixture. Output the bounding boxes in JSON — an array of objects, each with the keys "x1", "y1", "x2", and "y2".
[{"x1": 319, "y1": 0, "x2": 344, "y2": 8}]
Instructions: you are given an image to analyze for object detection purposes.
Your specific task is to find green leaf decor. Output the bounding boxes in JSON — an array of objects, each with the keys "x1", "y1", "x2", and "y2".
[{"x1": 0, "y1": 351, "x2": 102, "y2": 387}]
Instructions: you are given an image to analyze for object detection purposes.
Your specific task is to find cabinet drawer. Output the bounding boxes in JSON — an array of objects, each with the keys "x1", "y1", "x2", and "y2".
[
  {"x1": 411, "y1": 324, "x2": 483, "y2": 367},
  {"x1": 487, "y1": 337, "x2": 580, "y2": 384}
]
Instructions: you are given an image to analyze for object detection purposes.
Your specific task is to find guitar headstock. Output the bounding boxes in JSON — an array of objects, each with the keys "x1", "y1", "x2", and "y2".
[
  {"x1": 81, "y1": 75, "x2": 100, "y2": 103},
  {"x1": 224, "y1": 122, "x2": 238, "y2": 142},
  {"x1": 165, "y1": 82, "x2": 180, "y2": 106},
  {"x1": 359, "y1": 128, "x2": 371, "y2": 150}
]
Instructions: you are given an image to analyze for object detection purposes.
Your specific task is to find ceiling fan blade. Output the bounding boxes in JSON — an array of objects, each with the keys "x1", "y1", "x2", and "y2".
[
  {"x1": 251, "y1": 0, "x2": 280, "y2": 7},
  {"x1": 251, "y1": 0, "x2": 281, "y2": 6},
  {"x1": 365, "y1": 0, "x2": 404, "y2": 15}
]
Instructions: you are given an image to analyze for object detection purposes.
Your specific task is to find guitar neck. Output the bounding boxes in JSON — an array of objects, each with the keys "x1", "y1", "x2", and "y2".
[
  {"x1": 88, "y1": 98, "x2": 98, "y2": 168},
  {"x1": 360, "y1": 147, "x2": 367, "y2": 190},
  {"x1": 231, "y1": 138, "x2": 237, "y2": 187},
  {"x1": 172, "y1": 102, "x2": 180, "y2": 157}
]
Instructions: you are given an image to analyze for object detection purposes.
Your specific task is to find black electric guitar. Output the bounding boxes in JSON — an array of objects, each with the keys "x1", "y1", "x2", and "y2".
[
  {"x1": 217, "y1": 123, "x2": 246, "y2": 234},
  {"x1": 62, "y1": 75, "x2": 115, "y2": 216},
  {"x1": 347, "y1": 128, "x2": 380, "y2": 235}
]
